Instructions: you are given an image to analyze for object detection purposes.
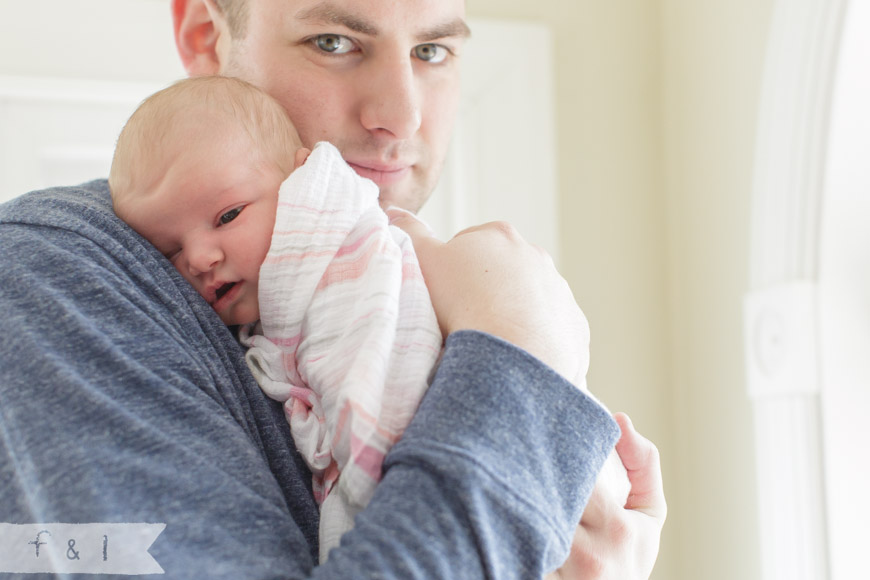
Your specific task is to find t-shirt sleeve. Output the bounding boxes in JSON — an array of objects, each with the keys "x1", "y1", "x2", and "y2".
[{"x1": 318, "y1": 331, "x2": 620, "y2": 578}]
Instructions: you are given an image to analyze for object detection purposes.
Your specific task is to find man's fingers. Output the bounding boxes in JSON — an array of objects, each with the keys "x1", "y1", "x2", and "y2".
[
  {"x1": 385, "y1": 207, "x2": 440, "y2": 248},
  {"x1": 569, "y1": 416, "x2": 667, "y2": 579},
  {"x1": 578, "y1": 479, "x2": 609, "y2": 531},
  {"x1": 613, "y1": 413, "x2": 666, "y2": 521}
]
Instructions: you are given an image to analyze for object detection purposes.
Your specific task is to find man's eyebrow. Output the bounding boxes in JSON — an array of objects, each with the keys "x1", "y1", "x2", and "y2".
[
  {"x1": 417, "y1": 19, "x2": 472, "y2": 43},
  {"x1": 295, "y1": 3, "x2": 378, "y2": 36},
  {"x1": 295, "y1": 2, "x2": 471, "y2": 41}
]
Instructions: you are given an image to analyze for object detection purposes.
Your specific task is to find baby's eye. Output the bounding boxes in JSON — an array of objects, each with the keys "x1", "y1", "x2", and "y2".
[{"x1": 219, "y1": 207, "x2": 243, "y2": 225}]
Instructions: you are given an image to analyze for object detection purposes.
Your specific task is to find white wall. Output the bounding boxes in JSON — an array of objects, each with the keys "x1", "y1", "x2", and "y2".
[
  {"x1": 0, "y1": 0, "x2": 183, "y2": 201},
  {"x1": 661, "y1": 1, "x2": 773, "y2": 579},
  {"x1": 467, "y1": 3, "x2": 676, "y2": 576},
  {"x1": 0, "y1": 0, "x2": 184, "y2": 83},
  {"x1": 472, "y1": 0, "x2": 776, "y2": 579}
]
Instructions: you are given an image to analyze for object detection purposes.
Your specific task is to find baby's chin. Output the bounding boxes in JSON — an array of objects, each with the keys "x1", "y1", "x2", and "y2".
[{"x1": 218, "y1": 304, "x2": 260, "y2": 328}]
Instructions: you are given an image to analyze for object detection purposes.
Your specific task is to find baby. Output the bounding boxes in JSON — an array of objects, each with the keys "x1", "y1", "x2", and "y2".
[
  {"x1": 110, "y1": 76, "x2": 442, "y2": 562},
  {"x1": 110, "y1": 76, "x2": 307, "y2": 328},
  {"x1": 110, "y1": 75, "x2": 628, "y2": 572}
]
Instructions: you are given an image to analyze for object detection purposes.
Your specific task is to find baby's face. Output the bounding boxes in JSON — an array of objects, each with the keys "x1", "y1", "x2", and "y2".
[{"x1": 118, "y1": 136, "x2": 287, "y2": 326}]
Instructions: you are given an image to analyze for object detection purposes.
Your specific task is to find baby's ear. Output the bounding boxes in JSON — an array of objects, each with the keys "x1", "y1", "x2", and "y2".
[{"x1": 294, "y1": 148, "x2": 311, "y2": 170}]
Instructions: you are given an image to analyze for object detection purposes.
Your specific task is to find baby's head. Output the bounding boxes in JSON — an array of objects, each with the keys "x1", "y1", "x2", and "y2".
[{"x1": 110, "y1": 76, "x2": 309, "y2": 326}]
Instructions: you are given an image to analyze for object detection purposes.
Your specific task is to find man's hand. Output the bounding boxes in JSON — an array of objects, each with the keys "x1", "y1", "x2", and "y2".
[
  {"x1": 550, "y1": 413, "x2": 667, "y2": 579},
  {"x1": 389, "y1": 211, "x2": 666, "y2": 578},
  {"x1": 387, "y1": 209, "x2": 590, "y2": 384}
]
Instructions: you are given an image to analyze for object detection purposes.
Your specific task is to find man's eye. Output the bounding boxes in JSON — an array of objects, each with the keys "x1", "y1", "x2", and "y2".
[
  {"x1": 413, "y1": 43, "x2": 448, "y2": 63},
  {"x1": 219, "y1": 207, "x2": 243, "y2": 225},
  {"x1": 314, "y1": 34, "x2": 355, "y2": 54}
]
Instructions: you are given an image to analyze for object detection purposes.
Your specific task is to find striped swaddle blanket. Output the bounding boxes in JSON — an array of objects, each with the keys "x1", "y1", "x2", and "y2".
[{"x1": 240, "y1": 142, "x2": 442, "y2": 562}]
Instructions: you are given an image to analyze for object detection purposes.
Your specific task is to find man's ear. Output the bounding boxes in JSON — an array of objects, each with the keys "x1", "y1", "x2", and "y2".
[{"x1": 171, "y1": 0, "x2": 228, "y2": 76}]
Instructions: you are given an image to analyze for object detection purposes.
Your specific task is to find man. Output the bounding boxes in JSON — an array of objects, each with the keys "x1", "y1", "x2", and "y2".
[{"x1": 0, "y1": 0, "x2": 665, "y2": 577}]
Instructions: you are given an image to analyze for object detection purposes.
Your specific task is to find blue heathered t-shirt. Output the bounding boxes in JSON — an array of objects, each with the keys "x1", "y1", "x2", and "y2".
[{"x1": 0, "y1": 181, "x2": 619, "y2": 579}]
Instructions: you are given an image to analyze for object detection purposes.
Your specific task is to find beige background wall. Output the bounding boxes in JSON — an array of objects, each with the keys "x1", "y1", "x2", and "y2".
[
  {"x1": 467, "y1": 1, "x2": 775, "y2": 578},
  {"x1": 661, "y1": 2, "x2": 773, "y2": 578}
]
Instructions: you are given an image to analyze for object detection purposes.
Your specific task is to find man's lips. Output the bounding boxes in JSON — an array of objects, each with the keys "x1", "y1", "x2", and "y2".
[{"x1": 346, "y1": 161, "x2": 411, "y2": 186}]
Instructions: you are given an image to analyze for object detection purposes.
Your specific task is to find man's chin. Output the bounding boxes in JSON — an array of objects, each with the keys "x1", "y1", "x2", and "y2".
[{"x1": 377, "y1": 183, "x2": 432, "y2": 214}]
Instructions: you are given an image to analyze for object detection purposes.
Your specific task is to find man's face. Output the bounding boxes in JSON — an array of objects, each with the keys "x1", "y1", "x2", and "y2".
[{"x1": 214, "y1": 0, "x2": 469, "y2": 212}]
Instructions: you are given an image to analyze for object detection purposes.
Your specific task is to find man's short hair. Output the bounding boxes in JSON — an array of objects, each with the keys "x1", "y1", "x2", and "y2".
[{"x1": 214, "y1": 0, "x2": 248, "y2": 37}]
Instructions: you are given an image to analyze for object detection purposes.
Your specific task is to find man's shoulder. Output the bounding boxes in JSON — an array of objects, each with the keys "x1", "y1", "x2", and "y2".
[
  {"x1": 0, "y1": 179, "x2": 158, "y2": 279},
  {"x1": 0, "y1": 179, "x2": 191, "y2": 334},
  {"x1": 0, "y1": 179, "x2": 115, "y2": 230}
]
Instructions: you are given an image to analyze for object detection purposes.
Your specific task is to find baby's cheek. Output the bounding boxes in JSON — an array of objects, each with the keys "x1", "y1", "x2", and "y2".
[{"x1": 230, "y1": 294, "x2": 261, "y2": 327}]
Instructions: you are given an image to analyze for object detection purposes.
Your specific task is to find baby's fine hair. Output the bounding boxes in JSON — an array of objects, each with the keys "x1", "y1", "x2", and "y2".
[{"x1": 109, "y1": 75, "x2": 300, "y2": 199}]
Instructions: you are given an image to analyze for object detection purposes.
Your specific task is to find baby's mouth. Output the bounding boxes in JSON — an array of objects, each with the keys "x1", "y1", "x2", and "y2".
[{"x1": 214, "y1": 282, "x2": 236, "y2": 302}]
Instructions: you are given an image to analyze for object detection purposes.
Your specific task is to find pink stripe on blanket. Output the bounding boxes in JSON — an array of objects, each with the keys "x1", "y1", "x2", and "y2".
[
  {"x1": 334, "y1": 226, "x2": 381, "y2": 258},
  {"x1": 333, "y1": 400, "x2": 403, "y2": 446},
  {"x1": 316, "y1": 240, "x2": 381, "y2": 290},
  {"x1": 312, "y1": 461, "x2": 341, "y2": 504},
  {"x1": 401, "y1": 261, "x2": 424, "y2": 281},
  {"x1": 263, "y1": 248, "x2": 336, "y2": 263},
  {"x1": 288, "y1": 385, "x2": 316, "y2": 406},
  {"x1": 272, "y1": 228, "x2": 356, "y2": 237},
  {"x1": 277, "y1": 202, "x2": 345, "y2": 214},
  {"x1": 392, "y1": 340, "x2": 442, "y2": 355},
  {"x1": 263, "y1": 225, "x2": 381, "y2": 263},
  {"x1": 350, "y1": 432, "x2": 386, "y2": 483},
  {"x1": 272, "y1": 333, "x2": 302, "y2": 348}
]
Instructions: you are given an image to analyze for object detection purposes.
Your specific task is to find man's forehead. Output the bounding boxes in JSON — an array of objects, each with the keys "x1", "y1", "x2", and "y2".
[{"x1": 289, "y1": 0, "x2": 470, "y2": 40}]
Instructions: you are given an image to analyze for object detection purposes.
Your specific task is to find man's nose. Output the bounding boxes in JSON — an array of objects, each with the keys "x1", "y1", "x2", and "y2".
[{"x1": 359, "y1": 54, "x2": 422, "y2": 140}]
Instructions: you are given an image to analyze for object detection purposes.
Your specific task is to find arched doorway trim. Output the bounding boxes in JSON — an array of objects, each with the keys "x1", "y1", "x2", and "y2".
[{"x1": 744, "y1": 1, "x2": 848, "y2": 579}]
